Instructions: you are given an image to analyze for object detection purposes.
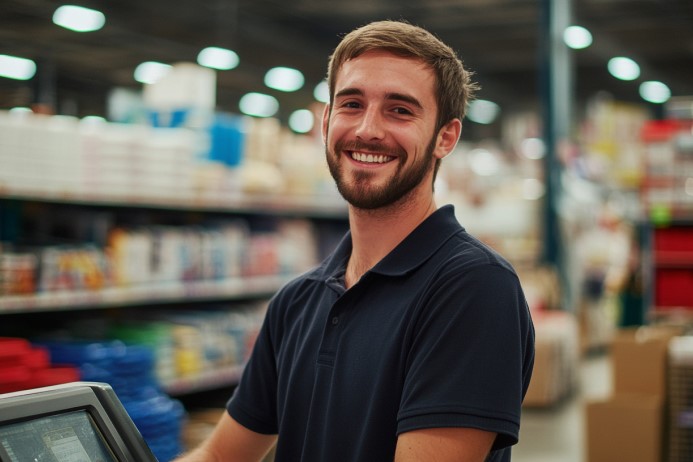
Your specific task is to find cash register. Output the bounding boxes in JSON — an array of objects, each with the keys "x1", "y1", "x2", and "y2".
[{"x1": 0, "y1": 382, "x2": 158, "y2": 461}]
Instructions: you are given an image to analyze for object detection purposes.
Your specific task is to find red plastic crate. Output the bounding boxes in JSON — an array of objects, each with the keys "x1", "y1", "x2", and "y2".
[
  {"x1": 654, "y1": 227, "x2": 693, "y2": 254},
  {"x1": 0, "y1": 337, "x2": 80, "y2": 393},
  {"x1": 655, "y1": 269, "x2": 693, "y2": 308}
]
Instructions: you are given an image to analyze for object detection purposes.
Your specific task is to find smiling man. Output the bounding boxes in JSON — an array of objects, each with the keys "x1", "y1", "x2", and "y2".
[{"x1": 175, "y1": 20, "x2": 534, "y2": 462}]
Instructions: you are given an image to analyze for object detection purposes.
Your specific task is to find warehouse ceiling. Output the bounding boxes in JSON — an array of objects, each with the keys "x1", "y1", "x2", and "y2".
[{"x1": 1, "y1": 0, "x2": 693, "y2": 126}]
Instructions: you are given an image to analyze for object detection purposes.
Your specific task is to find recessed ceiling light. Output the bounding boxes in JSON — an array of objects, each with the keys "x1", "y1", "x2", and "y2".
[
  {"x1": 197, "y1": 47, "x2": 239, "y2": 71},
  {"x1": 639, "y1": 81, "x2": 671, "y2": 104},
  {"x1": 520, "y1": 137, "x2": 546, "y2": 160},
  {"x1": 608, "y1": 57, "x2": 640, "y2": 81},
  {"x1": 563, "y1": 25, "x2": 592, "y2": 50},
  {"x1": 53, "y1": 5, "x2": 105, "y2": 32},
  {"x1": 0, "y1": 54, "x2": 37, "y2": 80},
  {"x1": 469, "y1": 148, "x2": 501, "y2": 176},
  {"x1": 239, "y1": 92, "x2": 279, "y2": 118},
  {"x1": 134, "y1": 61, "x2": 172, "y2": 84},
  {"x1": 264, "y1": 67, "x2": 304, "y2": 92},
  {"x1": 313, "y1": 80, "x2": 329, "y2": 103},
  {"x1": 288, "y1": 109, "x2": 314, "y2": 133},
  {"x1": 466, "y1": 99, "x2": 500, "y2": 124}
]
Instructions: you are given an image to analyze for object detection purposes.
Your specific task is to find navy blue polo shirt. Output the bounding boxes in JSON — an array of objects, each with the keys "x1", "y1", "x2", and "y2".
[{"x1": 227, "y1": 205, "x2": 535, "y2": 462}]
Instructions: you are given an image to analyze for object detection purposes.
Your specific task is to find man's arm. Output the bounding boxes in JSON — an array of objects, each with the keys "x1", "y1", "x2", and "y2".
[
  {"x1": 174, "y1": 412, "x2": 277, "y2": 462},
  {"x1": 394, "y1": 427, "x2": 496, "y2": 462}
]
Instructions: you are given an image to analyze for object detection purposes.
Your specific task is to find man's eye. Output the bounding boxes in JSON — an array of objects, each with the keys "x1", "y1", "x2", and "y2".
[
  {"x1": 342, "y1": 101, "x2": 361, "y2": 109},
  {"x1": 393, "y1": 107, "x2": 412, "y2": 115}
]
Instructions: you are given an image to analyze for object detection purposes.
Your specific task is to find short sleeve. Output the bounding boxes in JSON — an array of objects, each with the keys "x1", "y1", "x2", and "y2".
[
  {"x1": 397, "y1": 263, "x2": 534, "y2": 450},
  {"x1": 226, "y1": 301, "x2": 280, "y2": 435}
]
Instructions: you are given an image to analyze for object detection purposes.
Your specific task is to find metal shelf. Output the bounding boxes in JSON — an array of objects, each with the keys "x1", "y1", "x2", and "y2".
[
  {"x1": 162, "y1": 365, "x2": 245, "y2": 396},
  {"x1": 0, "y1": 275, "x2": 293, "y2": 314},
  {"x1": 0, "y1": 189, "x2": 347, "y2": 219}
]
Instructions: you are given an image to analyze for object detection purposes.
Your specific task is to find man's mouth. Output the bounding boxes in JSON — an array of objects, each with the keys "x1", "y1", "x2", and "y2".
[{"x1": 349, "y1": 151, "x2": 396, "y2": 164}]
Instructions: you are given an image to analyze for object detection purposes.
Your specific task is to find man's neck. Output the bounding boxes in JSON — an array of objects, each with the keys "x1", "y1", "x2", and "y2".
[{"x1": 344, "y1": 194, "x2": 437, "y2": 288}]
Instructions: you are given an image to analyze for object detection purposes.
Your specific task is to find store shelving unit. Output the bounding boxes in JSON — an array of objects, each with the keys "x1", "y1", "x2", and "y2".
[
  {"x1": 0, "y1": 188, "x2": 348, "y2": 395},
  {"x1": 640, "y1": 119, "x2": 693, "y2": 318}
]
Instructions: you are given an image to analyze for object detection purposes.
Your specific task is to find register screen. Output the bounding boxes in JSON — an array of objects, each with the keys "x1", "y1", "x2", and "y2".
[{"x1": 0, "y1": 410, "x2": 117, "y2": 462}]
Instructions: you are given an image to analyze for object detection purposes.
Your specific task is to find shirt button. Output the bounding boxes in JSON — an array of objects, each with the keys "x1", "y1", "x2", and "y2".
[{"x1": 331, "y1": 316, "x2": 339, "y2": 325}]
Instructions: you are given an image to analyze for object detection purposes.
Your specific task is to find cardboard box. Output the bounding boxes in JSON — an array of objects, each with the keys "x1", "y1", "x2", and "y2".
[
  {"x1": 523, "y1": 336, "x2": 556, "y2": 406},
  {"x1": 611, "y1": 326, "x2": 682, "y2": 397},
  {"x1": 586, "y1": 394, "x2": 663, "y2": 462},
  {"x1": 523, "y1": 311, "x2": 578, "y2": 407}
]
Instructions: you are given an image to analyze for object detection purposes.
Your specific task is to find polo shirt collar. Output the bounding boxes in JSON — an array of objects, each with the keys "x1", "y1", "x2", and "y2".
[{"x1": 313, "y1": 204, "x2": 463, "y2": 281}]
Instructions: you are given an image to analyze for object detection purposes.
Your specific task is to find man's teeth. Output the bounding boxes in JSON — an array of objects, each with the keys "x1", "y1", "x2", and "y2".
[{"x1": 351, "y1": 152, "x2": 393, "y2": 164}]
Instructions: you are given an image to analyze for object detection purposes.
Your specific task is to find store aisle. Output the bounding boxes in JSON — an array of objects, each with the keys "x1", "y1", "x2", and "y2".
[{"x1": 513, "y1": 353, "x2": 612, "y2": 462}]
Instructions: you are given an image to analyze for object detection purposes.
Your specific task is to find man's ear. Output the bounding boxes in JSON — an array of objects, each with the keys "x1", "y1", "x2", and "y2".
[
  {"x1": 433, "y1": 118, "x2": 462, "y2": 160},
  {"x1": 321, "y1": 104, "x2": 331, "y2": 143}
]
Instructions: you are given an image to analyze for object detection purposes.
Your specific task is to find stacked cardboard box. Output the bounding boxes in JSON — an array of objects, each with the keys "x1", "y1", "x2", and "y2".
[
  {"x1": 523, "y1": 311, "x2": 579, "y2": 407},
  {"x1": 585, "y1": 326, "x2": 682, "y2": 462}
]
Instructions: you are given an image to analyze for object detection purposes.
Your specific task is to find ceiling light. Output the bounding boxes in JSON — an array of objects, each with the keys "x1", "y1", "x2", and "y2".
[
  {"x1": 197, "y1": 47, "x2": 239, "y2": 71},
  {"x1": 563, "y1": 26, "x2": 592, "y2": 50},
  {"x1": 313, "y1": 80, "x2": 329, "y2": 103},
  {"x1": 466, "y1": 99, "x2": 500, "y2": 124},
  {"x1": 239, "y1": 92, "x2": 279, "y2": 118},
  {"x1": 607, "y1": 57, "x2": 640, "y2": 81},
  {"x1": 469, "y1": 148, "x2": 501, "y2": 176},
  {"x1": 520, "y1": 137, "x2": 546, "y2": 160},
  {"x1": 53, "y1": 5, "x2": 105, "y2": 32},
  {"x1": 264, "y1": 67, "x2": 304, "y2": 92},
  {"x1": 134, "y1": 61, "x2": 172, "y2": 84},
  {"x1": 0, "y1": 54, "x2": 37, "y2": 80},
  {"x1": 288, "y1": 109, "x2": 314, "y2": 133},
  {"x1": 639, "y1": 81, "x2": 671, "y2": 104}
]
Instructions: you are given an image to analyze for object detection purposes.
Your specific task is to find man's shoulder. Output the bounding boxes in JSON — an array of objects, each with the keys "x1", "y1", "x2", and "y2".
[{"x1": 441, "y1": 229, "x2": 518, "y2": 276}]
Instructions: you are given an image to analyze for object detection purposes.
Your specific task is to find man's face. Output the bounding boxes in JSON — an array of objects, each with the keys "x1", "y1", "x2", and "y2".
[{"x1": 322, "y1": 50, "x2": 444, "y2": 210}]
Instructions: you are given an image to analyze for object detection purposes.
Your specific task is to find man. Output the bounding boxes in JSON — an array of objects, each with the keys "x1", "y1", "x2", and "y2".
[{"x1": 175, "y1": 20, "x2": 534, "y2": 462}]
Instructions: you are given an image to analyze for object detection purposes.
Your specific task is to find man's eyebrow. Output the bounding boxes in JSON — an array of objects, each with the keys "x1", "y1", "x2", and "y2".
[
  {"x1": 334, "y1": 87, "x2": 363, "y2": 99},
  {"x1": 334, "y1": 88, "x2": 423, "y2": 110},
  {"x1": 385, "y1": 92, "x2": 423, "y2": 110}
]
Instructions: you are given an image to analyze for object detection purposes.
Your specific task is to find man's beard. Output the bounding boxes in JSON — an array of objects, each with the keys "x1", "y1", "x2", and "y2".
[{"x1": 326, "y1": 135, "x2": 437, "y2": 210}]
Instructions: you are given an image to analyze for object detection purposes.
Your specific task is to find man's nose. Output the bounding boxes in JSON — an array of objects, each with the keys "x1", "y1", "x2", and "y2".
[{"x1": 354, "y1": 107, "x2": 385, "y2": 141}]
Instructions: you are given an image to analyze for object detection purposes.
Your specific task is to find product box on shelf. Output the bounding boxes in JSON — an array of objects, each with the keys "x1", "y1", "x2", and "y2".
[
  {"x1": 640, "y1": 118, "x2": 693, "y2": 219},
  {"x1": 586, "y1": 393, "x2": 664, "y2": 462}
]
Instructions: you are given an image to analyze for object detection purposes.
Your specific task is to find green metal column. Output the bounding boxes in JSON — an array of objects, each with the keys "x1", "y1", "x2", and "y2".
[{"x1": 540, "y1": 0, "x2": 574, "y2": 307}]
